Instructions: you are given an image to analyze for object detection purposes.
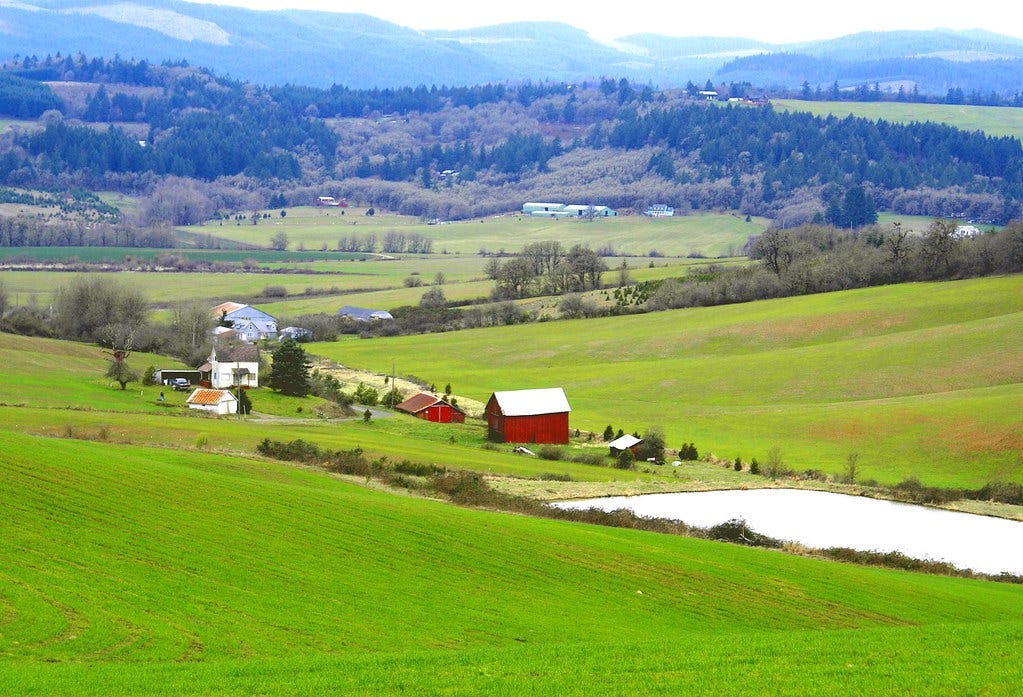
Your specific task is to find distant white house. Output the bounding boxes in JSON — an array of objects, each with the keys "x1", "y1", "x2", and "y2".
[
  {"x1": 645, "y1": 204, "x2": 675, "y2": 217},
  {"x1": 185, "y1": 388, "x2": 238, "y2": 415},
  {"x1": 211, "y1": 302, "x2": 278, "y2": 341}
]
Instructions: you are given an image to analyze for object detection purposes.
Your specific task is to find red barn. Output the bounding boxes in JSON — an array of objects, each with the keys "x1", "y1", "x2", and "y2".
[
  {"x1": 485, "y1": 388, "x2": 571, "y2": 444},
  {"x1": 394, "y1": 393, "x2": 466, "y2": 424}
]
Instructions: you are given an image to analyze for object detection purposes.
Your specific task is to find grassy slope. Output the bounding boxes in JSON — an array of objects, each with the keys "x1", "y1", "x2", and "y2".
[
  {"x1": 772, "y1": 99, "x2": 1023, "y2": 140},
  {"x1": 313, "y1": 275, "x2": 1023, "y2": 487},
  {"x1": 3, "y1": 431, "x2": 1023, "y2": 694}
]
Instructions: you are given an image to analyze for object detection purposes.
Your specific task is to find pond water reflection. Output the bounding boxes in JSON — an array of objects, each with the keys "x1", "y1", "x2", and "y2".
[{"x1": 552, "y1": 489, "x2": 1023, "y2": 575}]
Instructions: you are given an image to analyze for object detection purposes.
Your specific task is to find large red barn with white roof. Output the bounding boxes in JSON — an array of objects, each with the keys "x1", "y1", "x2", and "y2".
[{"x1": 485, "y1": 388, "x2": 570, "y2": 444}]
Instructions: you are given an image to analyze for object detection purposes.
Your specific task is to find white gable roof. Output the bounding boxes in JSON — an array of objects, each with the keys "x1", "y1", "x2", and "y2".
[
  {"x1": 608, "y1": 434, "x2": 642, "y2": 450},
  {"x1": 491, "y1": 388, "x2": 570, "y2": 416}
]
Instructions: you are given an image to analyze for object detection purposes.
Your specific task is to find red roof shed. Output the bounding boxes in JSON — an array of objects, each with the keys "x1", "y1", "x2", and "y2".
[
  {"x1": 395, "y1": 393, "x2": 465, "y2": 424},
  {"x1": 485, "y1": 388, "x2": 570, "y2": 444}
]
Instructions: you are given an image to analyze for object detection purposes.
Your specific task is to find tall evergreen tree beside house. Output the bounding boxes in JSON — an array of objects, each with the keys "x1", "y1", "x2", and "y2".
[{"x1": 267, "y1": 338, "x2": 310, "y2": 397}]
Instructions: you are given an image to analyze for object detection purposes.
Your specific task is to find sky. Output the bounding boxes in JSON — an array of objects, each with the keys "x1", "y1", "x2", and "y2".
[{"x1": 184, "y1": 0, "x2": 1023, "y2": 44}]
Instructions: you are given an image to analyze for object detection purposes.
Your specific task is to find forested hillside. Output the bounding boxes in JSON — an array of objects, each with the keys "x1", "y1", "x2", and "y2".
[{"x1": 0, "y1": 54, "x2": 1021, "y2": 234}]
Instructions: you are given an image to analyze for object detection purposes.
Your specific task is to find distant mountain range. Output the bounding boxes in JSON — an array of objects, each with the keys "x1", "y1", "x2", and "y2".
[{"x1": 2, "y1": 0, "x2": 1023, "y2": 92}]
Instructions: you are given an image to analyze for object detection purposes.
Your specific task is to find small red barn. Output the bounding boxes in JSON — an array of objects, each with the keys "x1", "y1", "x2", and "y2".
[
  {"x1": 394, "y1": 393, "x2": 465, "y2": 424},
  {"x1": 485, "y1": 388, "x2": 571, "y2": 444}
]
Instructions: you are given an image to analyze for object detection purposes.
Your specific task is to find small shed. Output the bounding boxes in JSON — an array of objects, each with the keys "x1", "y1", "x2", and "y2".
[
  {"x1": 395, "y1": 393, "x2": 465, "y2": 424},
  {"x1": 485, "y1": 388, "x2": 570, "y2": 444},
  {"x1": 186, "y1": 388, "x2": 238, "y2": 415},
  {"x1": 608, "y1": 434, "x2": 642, "y2": 456}
]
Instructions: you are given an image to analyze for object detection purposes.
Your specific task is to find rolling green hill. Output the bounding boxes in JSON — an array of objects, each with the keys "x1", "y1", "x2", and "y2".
[
  {"x1": 3, "y1": 430, "x2": 1023, "y2": 694},
  {"x1": 313, "y1": 274, "x2": 1023, "y2": 487}
]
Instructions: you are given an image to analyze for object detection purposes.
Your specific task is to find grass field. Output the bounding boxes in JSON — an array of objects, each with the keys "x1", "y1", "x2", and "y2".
[
  {"x1": 3, "y1": 429, "x2": 1023, "y2": 694},
  {"x1": 0, "y1": 255, "x2": 722, "y2": 315},
  {"x1": 181, "y1": 207, "x2": 769, "y2": 258},
  {"x1": 2, "y1": 275, "x2": 1023, "y2": 694},
  {"x1": 773, "y1": 99, "x2": 1023, "y2": 140},
  {"x1": 312, "y1": 274, "x2": 1023, "y2": 488}
]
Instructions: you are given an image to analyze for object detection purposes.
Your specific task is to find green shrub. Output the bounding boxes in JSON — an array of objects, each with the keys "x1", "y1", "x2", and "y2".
[
  {"x1": 615, "y1": 449, "x2": 635, "y2": 470},
  {"x1": 678, "y1": 442, "x2": 699, "y2": 460},
  {"x1": 393, "y1": 461, "x2": 444, "y2": 477},
  {"x1": 571, "y1": 451, "x2": 607, "y2": 466},
  {"x1": 352, "y1": 383, "x2": 379, "y2": 406},
  {"x1": 538, "y1": 445, "x2": 563, "y2": 461},
  {"x1": 535, "y1": 472, "x2": 574, "y2": 482}
]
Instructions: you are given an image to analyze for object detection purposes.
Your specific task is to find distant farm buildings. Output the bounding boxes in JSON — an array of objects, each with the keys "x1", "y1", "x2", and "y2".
[
  {"x1": 337, "y1": 306, "x2": 394, "y2": 322},
  {"x1": 521, "y1": 202, "x2": 617, "y2": 218},
  {"x1": 211, "y1": 302, "x2": 278, "y2": 341},
  {"x1": 644, "y1": 204, "x2": 675, "y2": 217},
  {"x1": 395, "y1": 393, "x2": 466, "y2": 424},
  {"x1": 485, "y1": 388, "x2": 571, "y2": 444},
  {"x1": 316, "y1": 196, "x2": 347, "y2": 207}
]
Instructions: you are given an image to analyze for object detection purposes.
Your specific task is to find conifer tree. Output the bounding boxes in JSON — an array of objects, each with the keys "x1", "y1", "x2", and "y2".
[{"x1": 267, "y1": 338, "x2": 310, "y2": 396}]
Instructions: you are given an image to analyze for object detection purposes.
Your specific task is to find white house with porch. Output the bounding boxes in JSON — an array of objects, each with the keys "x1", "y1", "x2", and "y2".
[{"x1": 204, "y1": 338, "x2": 260, "y2": 389}]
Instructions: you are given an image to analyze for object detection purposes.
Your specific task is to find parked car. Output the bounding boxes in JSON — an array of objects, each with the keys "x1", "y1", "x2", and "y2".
[{"x1": 171, "y1": 378, "x2": 191, "y2": 391}]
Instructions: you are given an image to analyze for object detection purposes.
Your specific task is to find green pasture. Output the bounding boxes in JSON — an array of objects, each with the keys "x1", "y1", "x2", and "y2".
[
  {"x1": 184, "y1": 207, "x2": 768, "y2": 258},
  {"x1": 0, "y1": 332, "x2": 664, "y2": 481},
  {"x1": 313, "y1": 274, "x2": 1023, "y2": 487},
  {"x1": 0, "y1": 255, "x2": 714, "y2": 315},
  {"x1": 0, "y1": 246, "x2": 367, "y2": 263},
  {"x1": 773, "y1": 99, "x2": 1023, "y2": 140},
  {"x1": 0, "y1": 265, "x2": 425, "y2": 307},
  {"x1": 3, "y1": 429, "x2": 1022, "y2": 694}
]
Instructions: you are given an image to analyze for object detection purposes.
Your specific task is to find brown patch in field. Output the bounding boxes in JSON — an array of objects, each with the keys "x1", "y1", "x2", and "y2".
[
  {"x1": 733, "y1": 310, "x2": 913, "y2": 346},
  {"x1": 944, "y1": 421, "x2": 1023, "y2": 455},
  {"x1": 806, "y1": 419, "x2": 873, "y2": 442}
]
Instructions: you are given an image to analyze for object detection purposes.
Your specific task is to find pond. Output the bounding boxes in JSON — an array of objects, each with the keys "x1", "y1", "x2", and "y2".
[{"x1": 551, "y1": 488, "x2": 1023, "y2": 575}]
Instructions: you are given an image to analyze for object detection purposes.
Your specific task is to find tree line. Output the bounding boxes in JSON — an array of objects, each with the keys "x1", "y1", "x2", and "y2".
[{"x1": 646, "y1": 221, "x2": 1023, "y2": 312}]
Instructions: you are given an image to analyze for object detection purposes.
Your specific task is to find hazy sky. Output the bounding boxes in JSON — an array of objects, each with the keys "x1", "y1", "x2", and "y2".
[{"x1": 185, "y1": 0, "x2": 1022, "y2": 44}]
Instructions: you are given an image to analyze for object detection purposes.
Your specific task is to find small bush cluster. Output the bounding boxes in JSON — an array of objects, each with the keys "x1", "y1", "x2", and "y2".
[
  {"x1": 352, "y1": 383, "x2": 379, "y2": 406},
  {"x1": 707, "y1": 518, "x2": 783, "y2": 548},
  {"x1": 393, "y1": 461, "x2": 445, "y2": 477},
  {"x1": 571, "y1": 451, "x2": 607, "y2": 466},
  {"x1": 535, "y1": 472, "x2": 574, "y2": 482},
  {"x1": 678, "y1": 442, "x2": 699, "y2": 460}
]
